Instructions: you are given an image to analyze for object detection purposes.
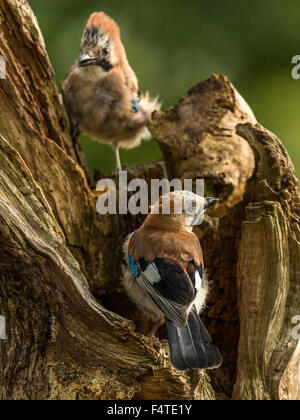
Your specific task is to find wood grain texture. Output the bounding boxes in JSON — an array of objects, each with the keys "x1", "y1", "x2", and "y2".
[
  {"x1": 149, "y1": 74, "x2": 256, "y2": 215},
  {"x1": 233, "y1": 123, "x2": 300, "y2": 400}
]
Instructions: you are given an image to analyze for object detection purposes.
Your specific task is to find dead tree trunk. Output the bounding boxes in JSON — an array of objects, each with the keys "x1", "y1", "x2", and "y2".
[{"x1": 0, "y1": 0, "x2": 299, "y2": 400}]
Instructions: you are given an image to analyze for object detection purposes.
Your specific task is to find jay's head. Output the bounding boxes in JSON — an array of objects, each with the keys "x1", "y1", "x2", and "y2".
[
  {"x1": 79, "y1": 12, "x2": 124, "y2": 72},
  {"x1": 145, "y1": 191, "x2": 218, "y2": 233}
]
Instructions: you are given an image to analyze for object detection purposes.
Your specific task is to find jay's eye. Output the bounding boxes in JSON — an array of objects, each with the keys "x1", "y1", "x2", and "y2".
[{"x1": 103, "y1": 47, "x2": 109, "y2": 55}]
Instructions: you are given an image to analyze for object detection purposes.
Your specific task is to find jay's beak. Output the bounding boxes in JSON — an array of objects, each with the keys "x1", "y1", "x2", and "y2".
[
  {"x1": 79, "y1": 53, "x2": 98, "y2": 67},
  {"x1": 191, "y1": 197, "x2": 218, "y2": 226},
  {"x1": 79, "y1": 53, "x2": 113, "y2": 72},
  {"x1": 205, "y1": 197, "x2": 219, "y2": 210}
]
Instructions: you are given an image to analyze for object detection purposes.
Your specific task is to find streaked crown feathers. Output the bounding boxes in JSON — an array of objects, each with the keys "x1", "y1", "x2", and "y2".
[
  {"x1": 82, "y1": 13, "x2": 121, "y2": 47},
  {"x1": 81, "y1": 12, "x2": 129, "y2": 69}
]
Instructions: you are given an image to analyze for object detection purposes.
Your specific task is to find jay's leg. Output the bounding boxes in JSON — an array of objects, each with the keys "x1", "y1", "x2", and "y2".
[
  {"x1": 112, "y1": 143, "x2": 122, "y2": 172},
  {"x1": 147, "y1": 319, "x2": 162, "y2": 338}
]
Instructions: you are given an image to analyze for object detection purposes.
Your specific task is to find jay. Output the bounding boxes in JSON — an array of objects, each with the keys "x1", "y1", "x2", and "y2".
[
  {"x1": 62, "y1": 12, "x2": 160, "y2": 172},
  {"x1": 123, "y1": 191, "x2": 222, "y2": 370}
]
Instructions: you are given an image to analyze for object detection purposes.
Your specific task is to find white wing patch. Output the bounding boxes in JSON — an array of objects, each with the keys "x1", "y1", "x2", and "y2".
[
  {"x1": 140, "y1": 262, "x2": 161, "y2": 284},
  {"x1": 195, "y1": 270, "x2": 202, "y2": 291}
]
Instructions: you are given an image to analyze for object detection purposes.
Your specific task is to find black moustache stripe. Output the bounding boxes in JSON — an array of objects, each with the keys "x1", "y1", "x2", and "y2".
[
  {"x1": 98, "y1": 59, "x2": 113, "y2": 72},
  {"x1": 79, "y1": 58, "x2": 113, "y2": 72}
]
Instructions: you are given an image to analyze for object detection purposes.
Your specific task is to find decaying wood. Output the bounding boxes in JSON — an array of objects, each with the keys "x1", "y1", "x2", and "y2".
[
  {"x1": 233, "y1": 123, "x2": 300, "y2": 400},
  {"x1": 150, "y1": 75, "x2": 256, "y2": 215},
  {"x1": 0, "y1": 0, "x2": 299, "y2": 400},
  {"x1": 0, "y1": 132, "x2": 215, "y2": 400}
]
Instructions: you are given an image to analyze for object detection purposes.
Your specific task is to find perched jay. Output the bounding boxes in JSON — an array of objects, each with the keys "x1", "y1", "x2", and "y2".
[
  {"x1": 62, "y1": 12, "x2": 160, "y2": 172},
  {"x1": 123, "y1": 191, "x2": 222, "y2": 371}
]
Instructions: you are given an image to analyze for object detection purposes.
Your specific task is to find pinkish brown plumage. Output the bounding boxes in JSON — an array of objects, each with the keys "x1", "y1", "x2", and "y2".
[
  {"x1": 122, "y1": 191, "x2": 222, "y2": 370},
  {"x1": 62, "y1": 12, "x2": 160, "y2": 171}
]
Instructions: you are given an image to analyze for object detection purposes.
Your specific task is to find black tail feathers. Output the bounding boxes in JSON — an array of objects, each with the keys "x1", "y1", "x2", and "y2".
[{"x1": 165, "y1": 307, "x2": 222, "y2": 371}]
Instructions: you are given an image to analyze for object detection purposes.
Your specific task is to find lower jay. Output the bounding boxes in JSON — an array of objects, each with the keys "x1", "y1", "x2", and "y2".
[{"x1": 123, "y1": 190, "x2": 222, "y2": 371}]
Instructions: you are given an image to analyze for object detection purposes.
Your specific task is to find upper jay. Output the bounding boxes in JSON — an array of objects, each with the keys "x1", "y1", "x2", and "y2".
[
  {"x1": 62, "y1": 12, "x2": 160, "y2": 172},
  {"x1": 123, "y1": 191, "x2": 222, "y2": 371}
]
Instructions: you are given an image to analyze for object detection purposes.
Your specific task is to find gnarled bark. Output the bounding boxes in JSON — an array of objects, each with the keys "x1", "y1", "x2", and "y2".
[
  {"x1": 0, "y1": 0, "x2": 299, "y2": 400},
  {"x1": 233, "y1": 123, "x2": 300, "y2": 400}
]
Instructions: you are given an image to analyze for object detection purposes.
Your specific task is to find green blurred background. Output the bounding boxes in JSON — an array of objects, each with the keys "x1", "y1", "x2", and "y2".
[{"x1": 29, "y1": 0, "x2": 300, "y2": 178}]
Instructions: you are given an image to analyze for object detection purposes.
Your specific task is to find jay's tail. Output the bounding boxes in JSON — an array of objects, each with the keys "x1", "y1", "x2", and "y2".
[{"x1": 165, "y1": 307, "x2": 222, "y2": 370}]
